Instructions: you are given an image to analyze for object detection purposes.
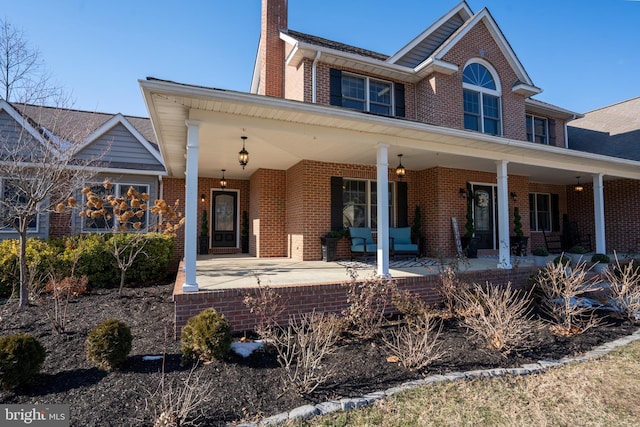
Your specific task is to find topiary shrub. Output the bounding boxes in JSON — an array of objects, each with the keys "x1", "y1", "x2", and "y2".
[
  {"x1": 0, "y1": 333, "x2": 46, "y2": 389},
  {"x1": 553, "y1": 254, "x2": 572, "y2": 267},
  {"x1": 591, "y1": 253, "x2": 610, "y2": 264},
  {"x1": 568, "y1": 245, "x2": 587, "y2": 254},
  {"x1": 181, "y1": 308, "x2": 232, "y2": 363},
  {"x1": 532, "y1": 247, "x2": 549, "y2": 257},
  {"x1": 85, "y1": 319, "x2": 132, "y2": 370}
]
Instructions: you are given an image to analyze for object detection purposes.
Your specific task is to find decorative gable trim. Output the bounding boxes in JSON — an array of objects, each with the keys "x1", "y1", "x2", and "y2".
[
  {"x1": 0, "y1": 99, "x2": 60, "y2": 158},
  {"x1": 72, "y1": 114, "x2": 164, "y2": 166},
  {"x1": 433, "y1": 8, "x2": 540, "y2": 94},
  {"x1": 387, "y1": 1, "x2": 473, "y2": 64}
]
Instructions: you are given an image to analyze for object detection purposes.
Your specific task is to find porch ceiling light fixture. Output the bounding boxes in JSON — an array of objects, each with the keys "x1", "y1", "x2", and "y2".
[
  {"x1": 200, "y1": 194, "x2": 206, "y2": 203},
  {"x1": 510, "y1": 192, "x2": 518, "y2": 201},
  {"x1": 395, "y1": 154, "x2": 406, "y2": 178},
  {"x1": 238, "y1": 136, "x2": 249, "y2": 170},
  {"x1": 219, "y1": 169, "x2": 227, "y2": 190},
  {"x1": 574, "y1": 176, "x2": 584, "y2": 192}
]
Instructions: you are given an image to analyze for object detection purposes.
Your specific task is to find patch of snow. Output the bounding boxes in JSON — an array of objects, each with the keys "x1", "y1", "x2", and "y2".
[{"x1": 231, "y1": 340, "x2": 264, "y2": 358}]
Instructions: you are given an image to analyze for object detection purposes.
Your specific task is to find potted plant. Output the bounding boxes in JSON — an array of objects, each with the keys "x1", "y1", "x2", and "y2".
[
  {"x1": 461, "y1": 200, "x2": 478, "y2": 258},
  {"x1": 321, "y1": 229, "x2": 346, "y2": 262},
  {"x1": 532, "y1": 247, "x2": 549, "y2": 267},
  {"x1": 199, "y1": 210, "x2": 209, "y2": 255},
  {"x1": 511, "y1": 207, "x2": 528, "y2": 256},
  {"x1": 241, "y1": 211, "x2": 249, "y2": 253},
  {"x1": 567, "y1": 245, "x2": 587, "y2": 264},
  {"x1": 591, "y1": 253, "x2": 610, "y2": 274},
  {"x1": 553, "y1": 254, "x2": 572, "y2": 275}
]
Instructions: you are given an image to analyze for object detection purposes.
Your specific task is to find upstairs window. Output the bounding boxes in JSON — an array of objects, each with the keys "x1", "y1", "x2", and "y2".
[
  {"x1": 463, "y1": 62, "x2": 501, "y2": 135},
  {"x1": 330, "y1": 69, "x2": 405, "y2": 118},
  {"x1": 526, "y1": 115, "x2": 548, "y2": 144}
]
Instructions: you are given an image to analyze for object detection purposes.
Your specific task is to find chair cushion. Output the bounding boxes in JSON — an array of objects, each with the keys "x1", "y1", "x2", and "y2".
[
  {"x1": 389, "y1": 227, "x2": 412, "y2": 245},
  {"x1": 349, "y1": 227, "x2": 374, "y2": 251}
]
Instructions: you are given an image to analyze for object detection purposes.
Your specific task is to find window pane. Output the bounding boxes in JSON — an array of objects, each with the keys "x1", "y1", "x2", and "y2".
[
  {"x1": 534, "y1": 117, "x2": 548, "y2": 144},
  {"x1": 463, "y1": 63, "x2": 496, "y2": 90},
  {"x1": 83, "y1": 184, "x2": 114, "y2": 231},
  {"x1": 343, "y1": 180, "x2": 367, "y2": 228},
  {"x1": 463, "y1": 90, "x2": 479, "y2": 114},
  {"x1": 526, "y1": 115, "x2": 533, "y2": 142},
  {"x1": 1, "y1": 179, "x2": 37, "y2": 230},
  {"x1": 342, "y1": 75, "x2": 366, "y2": 111},
  {"x1": 369, "y1": 80, "x2": 392, "y2": 115}
]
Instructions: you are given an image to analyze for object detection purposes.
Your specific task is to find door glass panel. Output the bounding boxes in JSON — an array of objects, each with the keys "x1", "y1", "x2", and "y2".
[{"x1": 215, "y1": 194, "x2": 234, "y2": 231}]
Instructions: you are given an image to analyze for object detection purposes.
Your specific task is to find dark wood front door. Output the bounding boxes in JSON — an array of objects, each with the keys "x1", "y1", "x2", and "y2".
[
  {"x1": 212, "y1": 191, "x2": 237, "y2": 248},
  {"x1": 471, "y1": 184, "x2": 498, "y2": 250}
]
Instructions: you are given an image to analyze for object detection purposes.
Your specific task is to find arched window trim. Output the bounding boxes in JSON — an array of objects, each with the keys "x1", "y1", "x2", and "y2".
[
  {"x1": 462, "y1": 59, "x2": 502, "y2": 95},
  {"x1": 462, "y1": 59, "x2": 502, "y2": 136}
]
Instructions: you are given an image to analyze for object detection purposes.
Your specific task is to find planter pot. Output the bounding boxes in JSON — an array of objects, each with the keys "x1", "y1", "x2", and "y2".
[
  {"x1": 534, "y1": 256, "x2": 548, "y2": 267},
  {"x1": 198, "y1": 236, "x2": 209, "y2": 255},
  {"x1": 510, "y1": 236, "x2": 529, "y2": 256},
  {"x1": 461, "y1": 236, "x2": 478, "y2": 259},
  {"x1": 592, "y1": 263, "x2": 609, "y2": 274},
  {"x1": 568, "y1": 253, "x2": 586, "y2": 264},
  {"x1": 321, "y1": 237, "x2": 340, "y2": 262},
  {"x1": 241, "y1": 235, "x2": 249, "y2": 253}
]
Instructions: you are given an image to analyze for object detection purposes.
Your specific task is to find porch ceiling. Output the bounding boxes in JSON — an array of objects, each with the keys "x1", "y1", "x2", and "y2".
[{"x1": 140, "y1": 78, "x2": 640, "y2": 185}]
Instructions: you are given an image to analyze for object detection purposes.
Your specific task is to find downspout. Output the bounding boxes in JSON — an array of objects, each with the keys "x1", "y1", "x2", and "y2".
[
  {"x1": 312, "y1": 51, "x2": 321, "y2": 103},
  {"x1": 564, "y1": 114, "x2": 577, "y2": 148},
  {"x1": 158, "y1": 175, "x2": 163, "y2": 229}
]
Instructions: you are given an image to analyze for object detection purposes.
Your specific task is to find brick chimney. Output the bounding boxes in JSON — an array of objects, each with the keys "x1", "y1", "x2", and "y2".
[{"x1": 257, "y1": 0, "x2": 287, "y2": 98}]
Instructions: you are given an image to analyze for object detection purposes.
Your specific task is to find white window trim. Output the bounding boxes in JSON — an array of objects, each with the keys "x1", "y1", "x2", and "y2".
[
  {"x1": 0, "y1": 177, "x2": 39, "y2": 233},
  {"x1": 342, "y1": 178, "x2": 396, "y2": 229},
  {"x1": 81, "y1": 182, "x2": 150, "y2": 233},
  {"x1": 462, "y1": 59, "x2": 503, "y2": 136},
  {"x1": 342, "y1": 72, "x2": 395, "y2": 116},
  {"x1": 526, "y1": 114, "x2": 549, "y2": 145},
  {"x1": 530, "y1": 192, "x2": 551, "y2": 232}
]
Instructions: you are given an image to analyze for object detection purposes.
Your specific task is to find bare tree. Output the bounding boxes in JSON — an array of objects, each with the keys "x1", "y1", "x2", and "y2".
[
  {"x1": 0, "y1": 18, "x2": 58, "y2": 103},
  {"x1": 0, "y1": 102, "x2": 100, "y2": 308}
]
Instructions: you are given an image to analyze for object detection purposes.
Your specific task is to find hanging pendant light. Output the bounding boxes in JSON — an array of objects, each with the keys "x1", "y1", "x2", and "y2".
[
  {"x1": 395, "y1": 154, "x2": 406, "y2": 178},
  {"x1": 238, "y1": 136, "x2": 249, "y2": 169},
  {"x1": 219, "y1": 169, "x2": 227, "y2": 190},
  {"x1": 574, "y1": 176, "x2": 584, "y2": 192}
]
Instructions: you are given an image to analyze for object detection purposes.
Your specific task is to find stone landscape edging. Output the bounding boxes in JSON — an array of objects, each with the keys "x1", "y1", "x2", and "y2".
[{"x1": 233, "y1": 328, "x2": 640, "y2": 427}]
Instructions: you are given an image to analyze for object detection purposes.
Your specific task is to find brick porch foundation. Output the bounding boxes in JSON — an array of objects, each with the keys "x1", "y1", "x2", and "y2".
[{"x1": 172, "y1": 263, "x2": 537, "y2": 338}]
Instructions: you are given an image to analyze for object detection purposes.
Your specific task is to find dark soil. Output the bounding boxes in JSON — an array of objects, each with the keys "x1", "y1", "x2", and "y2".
[{"x1": 0, "y1": 284, "x2": 637, "y2": 427}]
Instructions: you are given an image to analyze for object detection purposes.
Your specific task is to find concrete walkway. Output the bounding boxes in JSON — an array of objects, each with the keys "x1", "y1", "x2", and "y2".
[{"x1": 194, "y1": 254, "x2": 541, "y2": 290}]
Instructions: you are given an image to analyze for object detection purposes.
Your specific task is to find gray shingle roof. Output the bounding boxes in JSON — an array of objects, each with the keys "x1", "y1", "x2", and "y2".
[
  {"x1": 286, "y1": 30, "x2": 389, "y2": 61},
  {"x1": 568, "y1": 97, "x2": 640, "y2": 161}
]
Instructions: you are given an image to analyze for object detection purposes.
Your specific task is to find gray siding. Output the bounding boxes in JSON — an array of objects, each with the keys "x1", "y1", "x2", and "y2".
[
  {"x1": 75, "y1": 123, "x2": 165, "y2": 171},
  {"x1": 0, "y1": 110, "x2": 42, "y2": 158},
  {"x1": 395, "y1": 14, "x2": 465, "y2": 68}
]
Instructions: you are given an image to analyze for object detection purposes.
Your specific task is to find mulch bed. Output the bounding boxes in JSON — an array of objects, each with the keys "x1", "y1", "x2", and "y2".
[{"x1": 0, "y1": 283, "x2": 637, "y2": 426}]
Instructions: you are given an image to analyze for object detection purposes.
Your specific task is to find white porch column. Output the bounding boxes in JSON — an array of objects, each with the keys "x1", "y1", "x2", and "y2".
[
  {"x1": 376, "y1": 144, "x2": 390, "y2": 277},
  {"x1": 496, "y1": 160, "x2": 512, "y2": 269},
  {"x1": 592, "y1": 173, "x2": 606, "y2": 254},
  {"x1": 183, "y1": 120, "x2": 201, "y2": 292}
]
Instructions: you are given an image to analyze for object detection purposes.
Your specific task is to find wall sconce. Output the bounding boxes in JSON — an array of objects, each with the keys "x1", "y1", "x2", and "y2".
[
  {"x1": 510, "y1": 192, "x2": 518, "y2": 201},
  {"x1": 574, "y1": 176, "x2": 584, "y2": 192},
  {"x1": 459, "y1": 188, "x2": 468, "y2": 199},
  {"x1": 238, "y1": 136, "x2": 249, "y2": 169},
  {"x1": 395, "y1": 154, "x2": 406, "y2": 178},
  {"x1": 200, "y1": 194, "x2": 206, "y2": 203},
  {"x1": 219, "y1": 169, "x2": 227, "y2": 190}
]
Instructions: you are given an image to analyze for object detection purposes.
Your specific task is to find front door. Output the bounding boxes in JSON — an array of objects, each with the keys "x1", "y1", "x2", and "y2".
[
  {"x1": 471, "y1": 184, "x2": 498, "y2": 250},
  {"x1": 212, "y1": 191, "x2": 237, "y2": 248}
]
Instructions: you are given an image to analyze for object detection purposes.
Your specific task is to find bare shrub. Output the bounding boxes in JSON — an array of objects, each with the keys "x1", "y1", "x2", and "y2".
[
  {"x1": 342, "y1": 269, "x2": 394, "y2": 338},
  {"x1": 439, "y1": 267, "x2": 470, "y2": 318},
  {"x1": 534, "y1": 261, "x2": 603, "y2": 336},
  {"x1": 456, "y1": 282, "x2": 538, "y2": 355},
  {"x1": 271, "y1": 311, "x2": 341, "y2": 395},
  {"x1": 605, "y1": 257, "x2": 640, "y2": 322},
  {"x1": 242, "y1": 277, "x2": 287, "y2": 340},
  {"x1": 382, "y1": 316, "x2": 445, "y2": 371},
  {"x1": 391, "y1": 287, "x2": 434, "y2": 327},
  {"x1": 44, "y1": 275, "x2": 88, "y2": 334}
]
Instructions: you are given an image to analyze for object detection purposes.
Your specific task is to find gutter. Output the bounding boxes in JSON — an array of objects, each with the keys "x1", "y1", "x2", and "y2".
[{"x1": 312, "y1": 51, "x2": 321, "y2": 103}]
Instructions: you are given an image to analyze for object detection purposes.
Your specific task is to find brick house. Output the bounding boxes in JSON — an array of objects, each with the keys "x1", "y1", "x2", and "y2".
[{"x1": 140, "y1": 0, "x2": 640, "y2": 293}]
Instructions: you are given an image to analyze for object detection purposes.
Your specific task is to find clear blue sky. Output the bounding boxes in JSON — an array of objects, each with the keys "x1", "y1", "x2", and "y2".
[{"x1": 3, "y1": 1, "x2": 639, "y2": 117}]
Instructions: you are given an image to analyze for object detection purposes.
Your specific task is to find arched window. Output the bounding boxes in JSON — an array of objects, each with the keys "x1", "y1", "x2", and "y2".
[{"x1": 462, "y1": 61, "x2": 501, "y2": 135}]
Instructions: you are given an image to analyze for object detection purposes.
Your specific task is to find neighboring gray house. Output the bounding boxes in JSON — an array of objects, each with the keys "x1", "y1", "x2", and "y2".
[
  {"x1": 568, "y1": 96, "x2": 640, "y2": 161},
  {"x1": 0, "y1": 100, "x2": 166, "y2": 239}
]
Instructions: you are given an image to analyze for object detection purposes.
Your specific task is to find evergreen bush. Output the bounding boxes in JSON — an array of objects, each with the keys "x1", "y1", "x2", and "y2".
[
  {"x1": 0, "y1": 333, "x2": 46, "y2": 388},
  {"x1": 85, "y1": 319, "x2": 132, "y2": 370},
  {"x1": 181, "y1": 308, "x2": 232, "y2": 363}
]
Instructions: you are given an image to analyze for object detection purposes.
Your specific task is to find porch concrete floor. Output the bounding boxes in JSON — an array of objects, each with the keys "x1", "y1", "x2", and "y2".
[{"x1": 192, "y1": 254, "x2": 541, "y2": 291}]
